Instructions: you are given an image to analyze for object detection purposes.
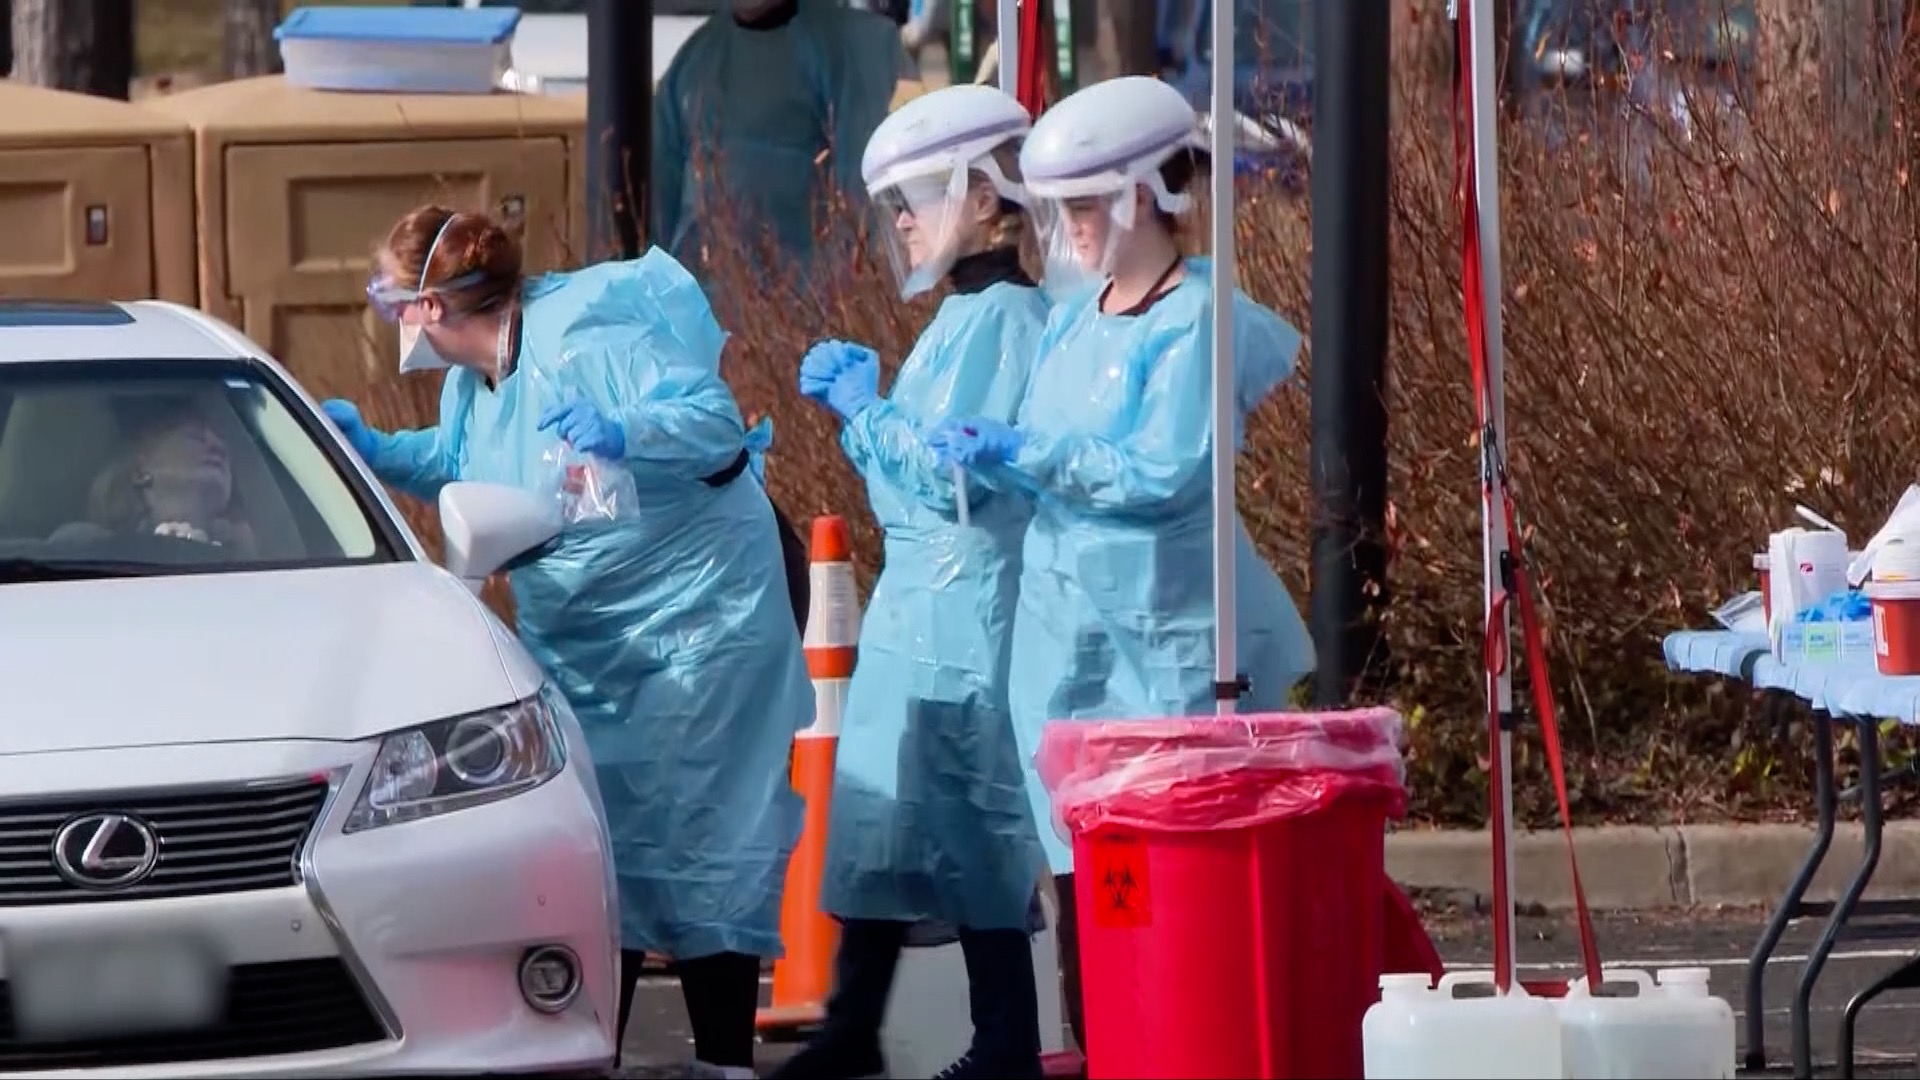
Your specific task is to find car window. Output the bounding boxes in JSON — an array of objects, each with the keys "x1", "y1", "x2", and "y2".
[
  {"x1": 1240, "y1": 0, "x2": 1310, "y2": 68},
  {"x1": 1183, "y1": 1, "x2": 1311, "y2": 72},
  {"x1": 0, "y1": 359, "x2": 400, "y2": 579},
  {"x1": 1520, "y1": 0, "x2": 1758, "y2": 52}
]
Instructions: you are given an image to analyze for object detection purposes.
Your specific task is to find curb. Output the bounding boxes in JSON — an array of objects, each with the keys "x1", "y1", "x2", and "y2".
[{"x1": 1388, "y1": 822, "x2": 1920, "y2": 910}]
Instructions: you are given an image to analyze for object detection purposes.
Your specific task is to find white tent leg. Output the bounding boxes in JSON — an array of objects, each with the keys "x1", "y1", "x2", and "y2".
[{"x1": 1208, "y1": 0, "x2": 1240, "y2": 718}]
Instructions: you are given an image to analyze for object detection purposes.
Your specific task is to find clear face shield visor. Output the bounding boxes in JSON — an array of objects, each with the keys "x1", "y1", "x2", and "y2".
[
  {"x1": 869, "y1": 152, "x2": 1026, "y2": 300},
  {"x1": 1028, "y1": 150, "x2": 1199, "y2": 297}
]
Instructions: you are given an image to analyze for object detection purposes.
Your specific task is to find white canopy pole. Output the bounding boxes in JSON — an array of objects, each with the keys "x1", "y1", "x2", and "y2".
[
  {"x1": 1210, "y1": 0, "x2": 1239, "y2": 717},
  {"x1": 1462, "y1": 0, "x2": 1518, "y2": 988},
  {"x1": 997, "y1": 0, "x2": 1019, "y2": 96}
]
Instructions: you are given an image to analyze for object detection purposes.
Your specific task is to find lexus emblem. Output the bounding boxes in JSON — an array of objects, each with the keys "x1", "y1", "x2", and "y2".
[{"x1": 52, "y1": 812, "x2": 159, "y2": 890}]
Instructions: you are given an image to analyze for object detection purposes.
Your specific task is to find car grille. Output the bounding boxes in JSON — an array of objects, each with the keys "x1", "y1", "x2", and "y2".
[
  {"x1": 0, "y1": 779, "x2": 330, "y2": 907},
  {"x1": 0, "y1": 957, "x2": 388, "y2": 1070}
]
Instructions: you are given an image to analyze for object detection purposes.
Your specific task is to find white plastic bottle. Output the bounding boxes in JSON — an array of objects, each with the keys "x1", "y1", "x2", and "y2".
[
  {"x1": 1363, "y1": 971, "x2": 1563, "y2": 1079},
  {"x1": 1557, "y1": 967, "x2": 1734, "y2": 1079}
]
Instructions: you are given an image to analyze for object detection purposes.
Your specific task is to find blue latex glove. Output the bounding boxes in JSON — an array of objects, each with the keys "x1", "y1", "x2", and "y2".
[
  {"x1": 1796, "y1": 589, "x2": 1872, "y2": 623},
  {"x1": 321, "y1": 399, "x2": 380, "y2": 461},
  {"x1": 825, "y1": 354, "x2": 880, "y2": 421},
  {"x1": 539, "y1": 399, "x2": 627, "y2": 459},
  {"x1": 799, "y1": 340, "x2": 878, "y2": 407},
  {"x1": 928, "y1": 416, "x2": 1023, "y2": 469}
]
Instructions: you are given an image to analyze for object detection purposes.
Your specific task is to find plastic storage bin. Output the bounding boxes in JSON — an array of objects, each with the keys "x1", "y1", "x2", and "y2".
[
  {"x1": 1363, "y1": 972, "x2": 1564, "y2": 1079},
  {"x1": 1557, "y1": 967, "x2": 1734, "y2": 1079},
  {"x1": 1039, "y1": 708, "x2": 1409, "y2": 1079},
  {"x1": 276, "y1": 6, "x2": 522, "y2": 95}
]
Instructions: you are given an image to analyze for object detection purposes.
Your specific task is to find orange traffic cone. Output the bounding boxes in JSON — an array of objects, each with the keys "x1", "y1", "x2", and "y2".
[{"x1": 757, "y1": 515, "x2": 862, "y2": 1038}]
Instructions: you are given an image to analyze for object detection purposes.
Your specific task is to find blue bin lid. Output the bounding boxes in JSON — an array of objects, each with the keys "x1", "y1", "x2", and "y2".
[{"x1": 275, "y1": 6, "x2": 523, "y2": 46}]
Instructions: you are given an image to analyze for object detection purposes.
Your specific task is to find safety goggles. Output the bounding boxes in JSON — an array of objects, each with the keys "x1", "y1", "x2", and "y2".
[{"x1": 365, "y1": 269, "x2": 484, "y2": 324}]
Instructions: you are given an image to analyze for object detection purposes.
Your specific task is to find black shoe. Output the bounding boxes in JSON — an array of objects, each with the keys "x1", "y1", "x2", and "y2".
[
  {"x1": 933, "y1": 1049, "x2": 1045, "y2": 1079},
  {"x1": 767, "y1": 919, "x2": 908, "y2": 1080},
  {"x1": 768, "y1": 1032, "x2": 886, "y2": 1079},
  {"x1": 941, "y1": 925, "x2": 1045, "y2": 1080}
]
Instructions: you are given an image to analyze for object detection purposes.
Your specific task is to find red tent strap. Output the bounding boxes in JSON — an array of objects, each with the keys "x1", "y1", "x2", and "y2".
[
  {"x1": 1015, "y1": 0, "x2": 1049, "y2": 116},
  {"x1": 1453, "y1": 4, "x2": 1603, "y2": 994}
]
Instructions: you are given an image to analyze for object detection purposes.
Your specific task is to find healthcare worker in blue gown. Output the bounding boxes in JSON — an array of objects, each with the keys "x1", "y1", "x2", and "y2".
[
  {"x1": 652, "y1": 0, "x2": 905, "y2": 273},
  {"x1": 929, "y1": 76, "x2": 1319, "y2": 1056},
  {"x1": 320, "y1": 206, "x2": 812, "y2": 1080},
  {"x1": 771, "y1": 85, "x2": 1050, "y2": 1080}
]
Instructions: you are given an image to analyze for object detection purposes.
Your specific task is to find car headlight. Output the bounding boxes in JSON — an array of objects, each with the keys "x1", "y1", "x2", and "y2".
[{"x1": 344, "y1": 692, "x2": 566, "y2": 833}]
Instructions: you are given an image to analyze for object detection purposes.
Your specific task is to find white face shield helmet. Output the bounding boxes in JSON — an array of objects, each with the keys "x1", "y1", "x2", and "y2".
[
  {"x1": 868, "y1": 146, "x2": 1026, "y2": 300},
  {"x1": 1019, "y1": 76, "x2": 1209, "y2": 297},
  {"x1": 1025, "y1": 149, "x2": 1201, "y2": 298},
  {"x1": 862, "y1": 85, "x2": 1034, "y2": 300}
]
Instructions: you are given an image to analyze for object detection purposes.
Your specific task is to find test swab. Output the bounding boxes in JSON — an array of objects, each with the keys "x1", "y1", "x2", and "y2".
[{"x1": 954, "y1": 465, "x2": 971, "y2": 528}]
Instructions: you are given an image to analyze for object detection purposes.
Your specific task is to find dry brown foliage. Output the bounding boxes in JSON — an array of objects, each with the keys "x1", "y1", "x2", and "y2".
[{"x1": 333, "y1": 20, "x2": 1920, "y2": 825}]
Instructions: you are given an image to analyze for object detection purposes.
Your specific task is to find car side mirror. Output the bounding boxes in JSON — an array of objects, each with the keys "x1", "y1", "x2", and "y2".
[{"x1": 438, "y1": 481, "x2": 562, "y2": 594}]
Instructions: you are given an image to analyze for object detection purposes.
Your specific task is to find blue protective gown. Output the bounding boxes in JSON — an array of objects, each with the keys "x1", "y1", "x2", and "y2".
[
  {"x1": 358, "y1": 252, "x2": 813, "y2": 959},
  {"x1": 976, "y1": 258, "x2": 1318, "y2": 872},
  {"x1": 818, "y1": 280, "x2": 1049, "y2": 930},
  {"x1": 651, "y1": 0, "x2": 903, "y2": 270}
]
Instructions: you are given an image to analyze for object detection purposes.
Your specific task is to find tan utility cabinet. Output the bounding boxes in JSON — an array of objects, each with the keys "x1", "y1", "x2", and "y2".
[
  {"x1": 145, "y1": 76, "x2": 586, "y2": 382},
  {"x1": 0, "y1": 81, "x2": 195, "y2": 305}
]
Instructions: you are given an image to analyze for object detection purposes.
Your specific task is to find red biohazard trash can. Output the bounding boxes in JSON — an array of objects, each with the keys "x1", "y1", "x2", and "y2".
[{"x1": 1037, "y1": 708, "x2": 1408, "y2": 1080}]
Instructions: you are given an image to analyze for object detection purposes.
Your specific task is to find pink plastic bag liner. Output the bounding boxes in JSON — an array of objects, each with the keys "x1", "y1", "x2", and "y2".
[{"x1": 1036, "y1": 708, "x2": 1409, "y2": 836}]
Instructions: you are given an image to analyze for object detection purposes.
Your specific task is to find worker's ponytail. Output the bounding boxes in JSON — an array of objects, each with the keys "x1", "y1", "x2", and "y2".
[
  {"x1": 1152, "y1": 147, "x2": 1204, "y2": 236},
  {"x1": 977, "y1": 144, "x2": 1029, "y2": 255}
]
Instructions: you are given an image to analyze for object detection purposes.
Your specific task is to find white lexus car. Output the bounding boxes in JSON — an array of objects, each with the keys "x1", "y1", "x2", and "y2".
[{"x1": 0, "y1": 300, "x2": 619, "y2": 1077}]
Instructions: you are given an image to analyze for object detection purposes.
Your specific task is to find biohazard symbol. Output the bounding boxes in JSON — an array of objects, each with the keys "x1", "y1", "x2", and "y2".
[
  {"x1": 1088, "y1": 834, "x2": 1152, "y2": 929},
  {"x1": 1103, "y1": 865, "x2": 1140, "y2": 916}
]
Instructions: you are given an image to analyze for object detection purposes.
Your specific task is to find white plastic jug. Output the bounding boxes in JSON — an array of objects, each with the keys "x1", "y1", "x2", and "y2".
[
  {"x1": 880, "y1": 890, "x2": 1068, "y2": 1077},
  {"x1": 1768, "y1": 527, "x2": 1850, "y2": 655},
  {"x1": 1556, "y1": 967, "x2": 1734, "y2": 1079},
  {"x1": 1363, "y1": 971, "x2": 1563, "y2": 1079}
]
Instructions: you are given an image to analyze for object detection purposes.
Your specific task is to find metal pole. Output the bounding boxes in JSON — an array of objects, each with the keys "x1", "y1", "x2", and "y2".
[
  {"x1": 1209, "y1": 0, "x2": 1241, "y2": 717},
  {"x1": 1464, "y1": 0, "x2": 1518, "y2": 990},
  {"x1": 586, "y1": 0, "x2": 653, "y2": 261},
  {"x1": 997, "y1": 0, "x2": 1018, "y2": 94},
  {"x1": 1307, "y1": 0, "x2": 1391, "y2": 708}
]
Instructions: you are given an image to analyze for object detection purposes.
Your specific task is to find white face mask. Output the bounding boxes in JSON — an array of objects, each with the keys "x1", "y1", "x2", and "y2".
[
  {"x1": 401, "y1": 310, "x2": 516, "y2": 377},
  {"x1": 398, "y1": 322, "x2": 452, "y2": 375}
]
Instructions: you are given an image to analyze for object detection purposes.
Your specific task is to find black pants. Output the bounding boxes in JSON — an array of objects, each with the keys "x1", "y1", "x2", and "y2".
[
  {"x1": 1053, "y1": 873, "x2": 1087, "y2": 1054},
  {"x1": 616, "y1": 949, "x2": 762, "y2": 1070}
]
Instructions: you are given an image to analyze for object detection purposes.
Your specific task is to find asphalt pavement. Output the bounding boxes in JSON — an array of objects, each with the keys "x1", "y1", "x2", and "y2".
[{"x1": 612, "y1": 907, "x2": 1920, "y2": 1078}]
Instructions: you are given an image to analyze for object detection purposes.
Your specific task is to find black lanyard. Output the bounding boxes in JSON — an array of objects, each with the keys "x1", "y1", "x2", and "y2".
[{"x1": 1101, "y1": 255, "x2": 1185, "y2": 317}]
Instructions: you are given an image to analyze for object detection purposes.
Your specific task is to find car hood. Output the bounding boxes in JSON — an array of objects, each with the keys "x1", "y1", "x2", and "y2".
[{"x1": 0, "y1": 562, "x2": 531, "y2": 755}]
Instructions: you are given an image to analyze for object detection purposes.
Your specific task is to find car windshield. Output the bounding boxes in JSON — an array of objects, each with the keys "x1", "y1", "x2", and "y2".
[{"x1": 0, "y1": 358, "x2": 399, "y2": 582}]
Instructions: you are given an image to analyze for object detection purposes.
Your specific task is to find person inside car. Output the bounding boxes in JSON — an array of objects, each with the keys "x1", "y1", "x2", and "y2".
[{"x1": 53, "y1": 401, "x2": 254, "y2": 553}]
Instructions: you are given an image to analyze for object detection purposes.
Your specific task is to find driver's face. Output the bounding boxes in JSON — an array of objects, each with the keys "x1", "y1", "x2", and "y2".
[{"x1": 137, "y1": 416, "x2": 231, "y2": 522}]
